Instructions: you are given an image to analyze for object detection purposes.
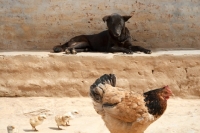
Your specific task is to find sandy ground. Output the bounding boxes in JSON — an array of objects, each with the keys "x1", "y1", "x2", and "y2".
[{"x1": 0, "y1": 97, "x2": 200, "y2": 133}]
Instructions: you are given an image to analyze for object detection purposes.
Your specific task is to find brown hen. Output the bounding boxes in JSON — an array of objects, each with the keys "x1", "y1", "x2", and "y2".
[{"x1": 90, "y1": 74, "x2": 173, "y2": 133}]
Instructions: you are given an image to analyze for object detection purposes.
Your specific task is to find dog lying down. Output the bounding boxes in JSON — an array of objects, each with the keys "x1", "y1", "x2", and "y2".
[{"x1": 53, "y1": 13, "x2": 151, "y2": 54}]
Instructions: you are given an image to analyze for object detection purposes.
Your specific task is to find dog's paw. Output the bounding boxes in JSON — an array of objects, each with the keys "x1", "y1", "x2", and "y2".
[
  {"x1": 53, "y1": 46, "x2": 63, "y2": 53},
  {"x1": 71, "y1": 48, "x2": 77, "y2": 54},
  {"x1": 144, "y1": 49, "x2": 151, "y2": 54},
  {"x1": 127, "y1": 51, "x2": 133, "y2": 54},
  {"x1": 123, "y1": 49, "x2": 133, "y2": 54},
  {"x1": 65, "y1": 49, "x2": 71, "y2": 54},
  {"x1": 84, "y1": 48, "x2": 90, "y2": 52}
]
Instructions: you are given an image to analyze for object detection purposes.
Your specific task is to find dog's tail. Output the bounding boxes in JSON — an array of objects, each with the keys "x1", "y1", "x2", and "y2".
[{"x1": 53, "y1": 42, "x2": 68, "y2": 53}]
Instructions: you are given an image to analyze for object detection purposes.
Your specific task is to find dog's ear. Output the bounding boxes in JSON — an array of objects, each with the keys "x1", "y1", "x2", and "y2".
[
  {"x1": 123, "y1": 16, "x2": 132, "y2": 22},
  {"x1": 102, "y1": 15, "x2": 110, "y2": 23}
]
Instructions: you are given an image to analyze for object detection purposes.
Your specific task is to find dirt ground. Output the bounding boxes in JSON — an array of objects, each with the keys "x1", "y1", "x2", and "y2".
[{"x1": 0, "y1": 97, "x2": 200, "y2": 133}]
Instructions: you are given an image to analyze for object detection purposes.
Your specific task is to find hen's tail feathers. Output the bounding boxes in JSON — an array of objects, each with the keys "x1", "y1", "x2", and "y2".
[{"x1": 90, "y1": 74, "x2": 116, "y2": 103}]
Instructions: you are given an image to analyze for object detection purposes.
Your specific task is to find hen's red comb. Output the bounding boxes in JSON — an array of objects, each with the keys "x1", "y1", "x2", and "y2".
[
  {"x1": 165, "y1": 85, "x2": 169, "y2": 88},
  {"x1": 164, "y1": 85, "x2": 170, "y2": 90},
  {"x1": 164, "y1": 85, "x2": 173, "y2": 95}
]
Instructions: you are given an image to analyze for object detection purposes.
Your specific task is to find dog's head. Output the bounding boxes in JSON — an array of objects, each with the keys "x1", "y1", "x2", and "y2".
[{"x1": 103, "y1": 13, "x2": 132, "y2": 37}]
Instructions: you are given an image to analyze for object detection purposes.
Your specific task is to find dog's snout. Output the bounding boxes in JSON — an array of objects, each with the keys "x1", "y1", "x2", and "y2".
[
  {"x1": 113, "y1": 31, "x2": 121, "y2": 37},
  {"x1": 115, "y1": 33, "x2": 120, "y2": 36}
]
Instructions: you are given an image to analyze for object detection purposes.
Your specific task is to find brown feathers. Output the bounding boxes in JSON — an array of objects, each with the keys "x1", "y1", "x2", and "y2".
[{"x1": 90, "y1": 74, "x2": 173, "y2": 133}]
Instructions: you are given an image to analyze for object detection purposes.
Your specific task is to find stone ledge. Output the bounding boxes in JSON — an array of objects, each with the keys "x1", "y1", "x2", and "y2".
[
  {"x1": 0, "y1": 50, "x2": 200, "y2": 98},
  {"x1": 0, "y1": 49, "x2": 200, "y2": 56}
]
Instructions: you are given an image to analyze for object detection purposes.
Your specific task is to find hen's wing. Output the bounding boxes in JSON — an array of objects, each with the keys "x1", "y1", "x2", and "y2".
[{"x1": 90, "y1": 74, "x2": 150, "y2": 123}]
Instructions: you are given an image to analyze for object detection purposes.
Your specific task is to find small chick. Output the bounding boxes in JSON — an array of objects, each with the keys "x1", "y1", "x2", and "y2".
[
  {"x1": 65, "y1": 110, "x2": 79, "y2": 125},
  {"x1": 55, "y1": 114, "x2": 71, "y2": 130},
  {"x1": 7, "y1": 125, "x2": 18, "y2": 133},
  {"x1": 30, "y1": 114, "x2": 46, "y2": 131}
]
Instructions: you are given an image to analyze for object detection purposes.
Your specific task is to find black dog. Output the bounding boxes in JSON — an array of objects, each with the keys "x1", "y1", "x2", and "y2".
[{"x1": 53, "y1": 13, "x2": 151, "y2": 54}]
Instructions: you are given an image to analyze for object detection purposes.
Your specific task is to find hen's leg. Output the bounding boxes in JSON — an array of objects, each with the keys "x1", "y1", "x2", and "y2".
[
  {"x1": 57, "y1": 125, "x2": 62, "y2": 130},
  {"x1": 66, "y1": 121, "x2": 70, "y2": 126}
]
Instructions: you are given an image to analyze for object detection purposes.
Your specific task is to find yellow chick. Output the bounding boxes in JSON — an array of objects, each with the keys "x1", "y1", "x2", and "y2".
[
  {"x1": 30, "y1": 114, "x2": 46, "y2": 131},
  {"x1": 55, "y1": 114, "x2": 71, "y2": 129},
  {"x1": 7, "y1": 125, "x2": 18, "y2": 133},
  {"x1": 65, "y1": 110, "x2": 79, "y2": 125}
]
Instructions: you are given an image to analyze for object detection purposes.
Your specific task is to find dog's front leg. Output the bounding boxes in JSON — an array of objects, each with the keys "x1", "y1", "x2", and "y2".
[
  {"x1": 131, "y1": 45, "x2": 151, "y2": 54},
  {"x1": 124, "y1": 42, "x2": 151, "y2": 54},
  {"x1": 109, "y1": 46, "x2": 133, "y2": 54},
  {"x1": 53, "y1": 42, "x2": 68, "y2": 53}
]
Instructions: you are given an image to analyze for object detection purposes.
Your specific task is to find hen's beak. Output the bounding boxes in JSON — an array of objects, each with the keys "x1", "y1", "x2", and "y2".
[
  {"x1": 168, "y1": 90, "x2": 174, "y2": 97},
  {"x1": 165, "y1": 85, "x2": 174, "y2": 96}
]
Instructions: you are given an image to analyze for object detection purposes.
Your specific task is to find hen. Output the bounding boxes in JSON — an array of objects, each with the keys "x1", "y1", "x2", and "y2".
[{"x1": 90, "y1": 74, "x2": 173, "y2": 133}]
